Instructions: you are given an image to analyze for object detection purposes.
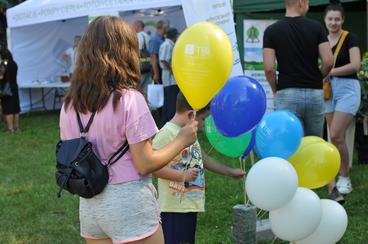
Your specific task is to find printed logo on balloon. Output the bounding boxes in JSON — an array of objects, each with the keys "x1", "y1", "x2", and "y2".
[{"x1": 172, "y1": 22, "x2": 233, "y2": 110}]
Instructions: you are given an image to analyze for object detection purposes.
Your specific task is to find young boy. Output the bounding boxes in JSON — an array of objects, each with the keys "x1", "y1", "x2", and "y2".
[{"x1": 153, "y1": 92, "x2": 245, "y2": 244}]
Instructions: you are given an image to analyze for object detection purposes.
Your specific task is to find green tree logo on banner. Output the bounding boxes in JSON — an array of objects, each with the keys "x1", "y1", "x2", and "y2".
[{"x1": 246, "y1": 26, "x2": 260, "y2": 43}]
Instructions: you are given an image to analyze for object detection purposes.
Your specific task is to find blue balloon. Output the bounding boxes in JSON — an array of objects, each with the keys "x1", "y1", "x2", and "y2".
[
  {"x1": 241, "y1": 129, "x2": 256, "y2": 159},
  {"x1": 255, "y1": 110, "x2": 303, "y2": 159},
  {"x1": 211, "y1": 76, "x2": 266, "y2": 137}
]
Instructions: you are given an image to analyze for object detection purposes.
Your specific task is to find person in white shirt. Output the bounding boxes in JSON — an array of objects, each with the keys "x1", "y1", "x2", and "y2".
[
  {"x1": 159, "y1": 27, "x2": 179, "y2": 125},
  {"x1": 134, "y1": 20, "x2": 151, "y2": 96},
  {"x1": 63, "y1": 35, "x2": 81, "y2": 76}
]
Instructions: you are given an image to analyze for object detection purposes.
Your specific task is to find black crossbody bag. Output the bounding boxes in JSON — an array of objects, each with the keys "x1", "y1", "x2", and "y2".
[{"x1": 55, "y1": 111, "x2": 129, "y2": 198}]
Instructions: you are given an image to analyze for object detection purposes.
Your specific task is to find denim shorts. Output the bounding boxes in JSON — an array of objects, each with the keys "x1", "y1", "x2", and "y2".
[
  {"x1": 325, "y1": 77, "x2": 361, "y2": 116},
  {"x1": 80, "y1": 177, "x2": 160, "y2": 244},
  {"x1": 275, "y1": 88, "x2": 325, "y2": 137}
]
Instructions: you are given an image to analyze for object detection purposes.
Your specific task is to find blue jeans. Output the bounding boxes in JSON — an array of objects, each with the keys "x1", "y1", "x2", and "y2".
[{"x1": 275, "y1": 88, "x2": 325, "y2": 137}]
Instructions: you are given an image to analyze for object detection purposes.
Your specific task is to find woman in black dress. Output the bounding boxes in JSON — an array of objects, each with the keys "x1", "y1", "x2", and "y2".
[{"x1": 0, "y1": 49, "x2": 20, "y2": 133}]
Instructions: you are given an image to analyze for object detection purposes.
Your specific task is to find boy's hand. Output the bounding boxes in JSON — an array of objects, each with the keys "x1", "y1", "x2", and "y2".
[
  {"x1": 177, "y1": 119, "x2": 198, "y2": 148},
  {"x1": 183, "y1": 168, "x2": 200, "y2": 182},
  {"x1": 228, "y1": 168, "x2": 246, "y2": 179}
]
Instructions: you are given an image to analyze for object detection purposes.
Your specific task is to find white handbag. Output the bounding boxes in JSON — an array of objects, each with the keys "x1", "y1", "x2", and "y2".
[{"x1": 147, "y1": 83, "x2": 164, "y2": 109}]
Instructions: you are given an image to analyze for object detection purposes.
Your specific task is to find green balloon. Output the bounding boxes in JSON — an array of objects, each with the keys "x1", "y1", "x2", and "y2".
[{"x1": 205, "y1": 116, "x2": 252, "y2": 158}]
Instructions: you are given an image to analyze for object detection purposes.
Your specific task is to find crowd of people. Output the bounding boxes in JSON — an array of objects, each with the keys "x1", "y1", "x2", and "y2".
[{"x1": 133, "y1": 19, "x2": 180, "y2": 128}]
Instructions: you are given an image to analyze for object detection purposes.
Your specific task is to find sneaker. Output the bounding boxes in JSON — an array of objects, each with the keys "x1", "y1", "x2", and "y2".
[
  {"x1": 328, "y1": 187, "x2": 345, "y2": 205},
  {"x1": 336, "y1": 176, "x2": 353, "y2": 194}
]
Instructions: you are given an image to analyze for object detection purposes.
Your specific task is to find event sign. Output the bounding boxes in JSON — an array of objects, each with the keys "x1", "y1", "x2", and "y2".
[
  {"x1": 181, "y1": 0, "x2": 243, "y2": 76},
  {"x1": 243, "y1": 19, "x2": 276, "y2": 112}
]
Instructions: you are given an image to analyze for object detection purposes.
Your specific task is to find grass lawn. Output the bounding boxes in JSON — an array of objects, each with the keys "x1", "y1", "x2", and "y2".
[{"x1": 0, "y1": 111, "x2": 367, "y2": 243}]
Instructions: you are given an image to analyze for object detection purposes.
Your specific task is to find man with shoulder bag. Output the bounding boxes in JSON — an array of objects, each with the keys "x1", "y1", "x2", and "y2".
[{"x1": 134, "y1": 20, "x2": 152, "y2": 97}]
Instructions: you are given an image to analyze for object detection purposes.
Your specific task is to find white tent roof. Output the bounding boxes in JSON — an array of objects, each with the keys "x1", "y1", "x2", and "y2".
[{"x1": 7, "y1": 0, "x2": 180, "y2": 28}]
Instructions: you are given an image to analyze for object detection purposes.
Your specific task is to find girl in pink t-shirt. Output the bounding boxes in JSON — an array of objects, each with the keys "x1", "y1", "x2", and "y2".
[{"x1": 60, "y1": 16, "x2": 197, "y2": 244}]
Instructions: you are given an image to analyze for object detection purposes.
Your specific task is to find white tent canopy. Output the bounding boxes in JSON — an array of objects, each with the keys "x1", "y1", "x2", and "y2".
[
  {"x1": 7, "y1": 0, "x2": 185, "y2": 112},
  {"x1": 7, "y1": 0, "x2": 180, "y2": 28},
  {"x1": 6, "y1": 0, "x2": 241, "y2": 112}
]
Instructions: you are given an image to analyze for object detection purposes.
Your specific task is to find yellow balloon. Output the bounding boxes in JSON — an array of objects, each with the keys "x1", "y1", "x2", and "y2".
[
  {"x1": 288, "y1": 136, "x2": 325, "y2": 162},
  {"x1": 172, "y1": 22, "x2": 233, "y2": 110},
  {"x1": 289, "y1": 141, "x2": 341, "y2": 189}
]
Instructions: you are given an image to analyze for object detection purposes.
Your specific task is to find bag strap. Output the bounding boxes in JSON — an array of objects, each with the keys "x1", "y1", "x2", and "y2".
[
  {"x1": 333, "y1": 31, "x2": 349, "y2": 67},
  {"x1": 76, "y1": 112, "x2": 96, "y2": 135},
  {"x1": 107, "y1": 141, "x2": 129, "y2": 166},
  {"x1": 76, "y1": 110, "x2": 129, "y2": 166}
]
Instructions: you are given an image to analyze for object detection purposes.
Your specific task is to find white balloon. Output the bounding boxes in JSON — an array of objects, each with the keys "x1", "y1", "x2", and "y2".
[
  {"x1": 270, "y1": 188, "x2": 322, "y2": 241},
  {"x1": 245, "y1": 157, "x2": 298, "y2": 210},
  {"x1": 296, "y1": 199, "x2": 348, "y2": 244}
]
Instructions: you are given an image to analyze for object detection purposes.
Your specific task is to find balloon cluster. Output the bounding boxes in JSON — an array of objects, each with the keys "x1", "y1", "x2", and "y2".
[
  {"x1": 172, "y1": 22, "x2": 347, "y2": 243},
  {"x1": 206, "y1": 75, "x2": 266, "y2": 158},
  {"x1": 247, "y1": 135, "x2": 346, "y2": 242},
  {"x1": 173, "y1": 22, "x2": 265, "y2": 158}
]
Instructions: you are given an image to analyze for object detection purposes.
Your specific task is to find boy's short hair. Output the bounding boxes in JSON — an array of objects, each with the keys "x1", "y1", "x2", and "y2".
[{"x1": 176, "y1": 91, "x2": 210, "y2": 115}]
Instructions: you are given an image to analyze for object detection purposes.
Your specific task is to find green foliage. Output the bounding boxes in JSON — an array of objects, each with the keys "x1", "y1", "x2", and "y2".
[
  {"x1": 0, "y1": 0, "x2": 24, "y2": 8},
  {"x1": 0, "y1": 112, "x2": 367, "y2": 243},
  {"x1": 358, "y1": 52, "x2": 368, "y2": 120},
  {"x1": 0, "y1": 0, "x2": 10, "y2": 9}
]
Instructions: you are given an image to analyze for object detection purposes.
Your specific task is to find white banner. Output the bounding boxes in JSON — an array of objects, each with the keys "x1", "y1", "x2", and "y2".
[
  {"x1": 7, "y1": 0, "x2": 180, "y2": 28},
  {"x1": 181, "y1": 0, "x2": 243, "y2": 77},
  {"x1": 243, "y1": 19, "x2": 276, "y2": 113}
]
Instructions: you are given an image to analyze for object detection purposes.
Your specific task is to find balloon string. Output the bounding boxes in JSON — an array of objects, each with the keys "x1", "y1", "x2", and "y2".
[
  {"x1": 206, "y1": 144, "x2": 215, "y2": 157},
  {"x1": 205, "y1": 132, "x2": 222, "y2": 156},
  {"x1": 239, "y1": 157, "x2": 247, "y2": 205},
  {"x1": 270, "y1": 236, "x2": 278, "y2": 244},
  {"x1": 256, "y1": 210, "x2": 264, "y2": 218},
  {"x1": 258, "y1": 210, "x2": 268, "y2": 220},
  {"x1": 250, "y1": 150, "x2": 255, "y2": 166}
]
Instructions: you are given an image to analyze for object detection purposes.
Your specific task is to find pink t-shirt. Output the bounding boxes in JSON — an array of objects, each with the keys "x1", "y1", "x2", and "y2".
[{"x1": 59, "y1": 89, "x2": 158, "y2": 184}]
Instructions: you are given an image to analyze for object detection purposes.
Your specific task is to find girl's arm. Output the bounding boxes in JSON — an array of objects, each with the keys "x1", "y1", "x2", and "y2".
[
  {"x1": 130, "y1": 120, "x2": 198, "y2": 175},
  {"x1": 331, "y1": 47, "x2": 361, "y2": 76}
]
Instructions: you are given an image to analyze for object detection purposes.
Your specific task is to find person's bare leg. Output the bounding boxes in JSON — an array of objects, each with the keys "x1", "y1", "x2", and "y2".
[
  {"x1": 5, "y1": 114, "x2": 14, "y2": 131},
  {"x1": 329, "y1": 112, "x2": 354, "y2": 177},
  {"x1": 14, "y1": 113, "x2": 19, "y2": 130},
  {"x1": 129, "y1": 225, "x2": 164, "y2": 244},
  {"x1": 325, "y1": 112, "x2": 336, "y2": 193},
  {"x1": 85, "y1": 238, "x2": 113, "y2": 244}
]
